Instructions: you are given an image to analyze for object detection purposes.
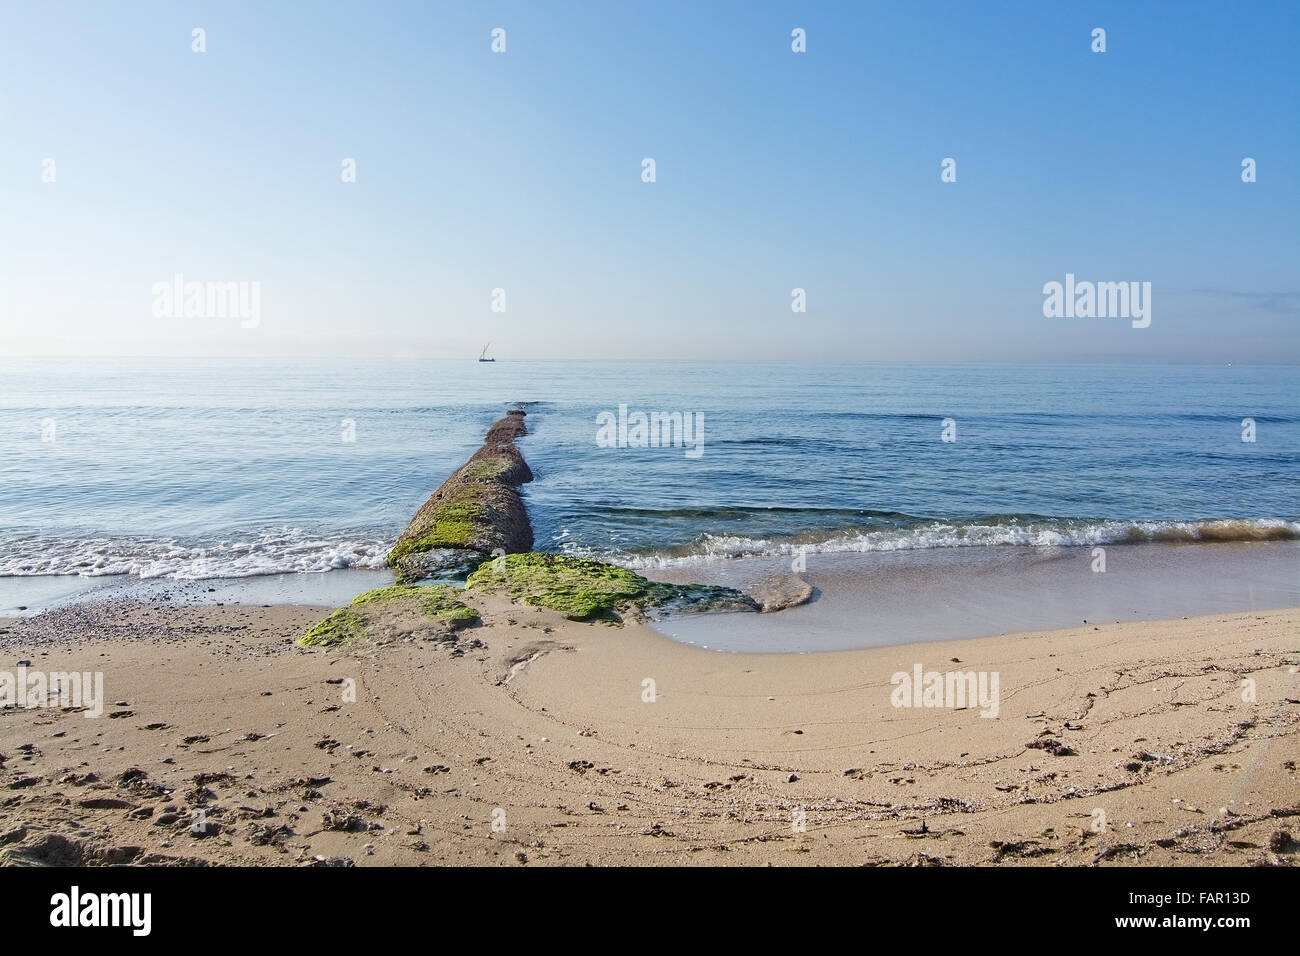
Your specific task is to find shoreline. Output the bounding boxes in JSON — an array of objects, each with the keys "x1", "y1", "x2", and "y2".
[
  {"x1": 5, "y1": 538, "x2": 1297, "y2": 653},
  {"x1": 646, "y1": 539, "x2": 1300, "y2": 652},
  {"x1": 0, "y1": 598, "x2": 1296, "y2": 866}
]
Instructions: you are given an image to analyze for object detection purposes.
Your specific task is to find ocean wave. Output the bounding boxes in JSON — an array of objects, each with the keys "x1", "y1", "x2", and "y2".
[
  {"x1": 0, "y1": 529, "x2": 391, "y2": 580},
  {"x1": 6, "y1": 517, "x2": 1297, "y2": 580},
  {"x1": 562, "y1": 517, "x2": 1300, "y2": 569}
]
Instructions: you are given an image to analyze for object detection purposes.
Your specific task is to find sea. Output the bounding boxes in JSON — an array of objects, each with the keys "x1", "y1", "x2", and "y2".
[{"x1": 3, "y1": 358, "x2": 1297, "y2": 647}]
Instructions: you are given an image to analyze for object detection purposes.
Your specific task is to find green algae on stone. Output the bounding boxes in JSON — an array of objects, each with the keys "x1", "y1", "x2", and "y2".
[
  {"x1": 464, "y1": 458, "x2": 511, "y2": 481},
  {"x1": 466, "y1": 552, "x2": 756, "y2": 622},
  {"x1": 387, "y1": 411, "x2": 534, "y2": 578},
  {"x1": 348, "y1": 583, "x2": 478, "y2": 624},
  {"x1": 347, "y1": 584, "x2": 424, "y2": 606},
  {"x1": 298, "y1": 584, "x2": 479, "y2": 647},
  {"x1": 386, "y1": 499, "x2": 483, "y2": 565},
  {"x1": 299, "y1": 607, "x2": 365, "y2": 647},
  {"x1": 418, "y1": 586, "x2": 481, "y2": 625}
]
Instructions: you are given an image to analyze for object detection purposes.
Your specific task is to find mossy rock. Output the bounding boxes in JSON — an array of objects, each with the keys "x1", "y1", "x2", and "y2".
[
  {"x1": 387, "y1": 412, "x2": 534, "y2": 578},
  {"x1": 387, "y1": 496, "x2": 484, "y2": 564},
  {"x1": 300, "y1": 608, "x2": 365, "y2": 647},
  {"x1": 417, "y1": 586, "x2": 482, "y2": 625},
  {"x1": 463, "y1": 458, "x2": 511, "y2": 481},
  {"x1": 298, "y1": 584, "x2": 480, "y2": 647},
  {"x1": 387, "y1": 481, "x2": 530, "y2": 580},
  {"x1": 466, "y1": 553, "x2": 757, "y2": 622}
]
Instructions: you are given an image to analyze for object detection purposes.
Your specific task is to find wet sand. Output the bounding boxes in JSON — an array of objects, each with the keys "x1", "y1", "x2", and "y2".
[
  {"x1": 648, "y1": 541, "x2": 1300, "y2": 652},
  {"x1": 0, "y1": 569, "x2": 395, "y2": 620},
  {"x1": 0, "y1": 593, "x2": 1296, "y2": 867}
]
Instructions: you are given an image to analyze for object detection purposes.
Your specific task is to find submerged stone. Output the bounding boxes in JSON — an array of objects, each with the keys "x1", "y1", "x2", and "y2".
[{"x1": 389, "y1": 547, "x2": 487, "y2": 583}]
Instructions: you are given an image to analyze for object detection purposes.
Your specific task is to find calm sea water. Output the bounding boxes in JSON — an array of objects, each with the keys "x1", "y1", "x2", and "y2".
[{"x1": 2, "y1": 359, "x2": 1297, "y2": 581}]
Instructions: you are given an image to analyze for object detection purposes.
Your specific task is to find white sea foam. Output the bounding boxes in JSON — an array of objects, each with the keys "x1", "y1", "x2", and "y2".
[
  {"x1": 0, "y1": 529, "x2": 390, "y2": 580},
  {"x1": 569, "y1": 518, "x2": 1300, "y2": 569},
  {"x1": 5, "y1": 518, "x2": 1297, "y2": 580}
]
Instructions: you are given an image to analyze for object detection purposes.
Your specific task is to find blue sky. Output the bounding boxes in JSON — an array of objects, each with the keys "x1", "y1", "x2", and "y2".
[{"x1": 1, "y1": 0, "x2": 1296, "y2": 361}]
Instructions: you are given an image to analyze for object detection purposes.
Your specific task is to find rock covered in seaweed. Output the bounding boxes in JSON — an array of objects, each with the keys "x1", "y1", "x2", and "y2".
[
  {"x1": 299, "y1": 584, "x2": 479, "y2": 647},
  {"x1": 465, "y1": 553, "x2": 758, "y2": 622},
  {"x1": 387, "y1": 409, "x2": 534, "y2": 582}
]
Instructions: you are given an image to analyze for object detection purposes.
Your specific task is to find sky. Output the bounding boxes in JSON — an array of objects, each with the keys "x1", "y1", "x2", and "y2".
[{"x1": 0, "y1": 0, "x2": 1296, "y2": 362}]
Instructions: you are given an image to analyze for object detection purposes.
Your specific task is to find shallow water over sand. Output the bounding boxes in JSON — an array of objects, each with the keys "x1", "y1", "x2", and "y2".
[{"x1": 646, "y1": 541, "x2": 1300, "y2": 652}]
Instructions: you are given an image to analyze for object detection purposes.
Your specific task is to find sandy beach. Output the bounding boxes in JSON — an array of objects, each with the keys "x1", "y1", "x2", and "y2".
[{"x1": 1, "y1": 596, "x2": 1296, "y2": 867}]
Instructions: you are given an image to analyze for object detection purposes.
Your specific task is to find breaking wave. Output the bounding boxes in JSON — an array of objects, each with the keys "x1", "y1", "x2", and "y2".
[
  {"x1": 560, "y1": 516, "x2": 1300, "y2": 569},
  {"x1": 0, "y1": 529, "x2": 391, "y2": 580}
]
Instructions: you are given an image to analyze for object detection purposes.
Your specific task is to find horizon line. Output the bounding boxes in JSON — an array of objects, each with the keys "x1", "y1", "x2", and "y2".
[{"x1": 3, "y1": 355, "x2": 1296, "y2": 367}]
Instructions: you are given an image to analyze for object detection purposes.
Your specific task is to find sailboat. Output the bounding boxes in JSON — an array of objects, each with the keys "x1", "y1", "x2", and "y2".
[{"x1": 478, "y1": 342, "x2": 495, "y2": 363}]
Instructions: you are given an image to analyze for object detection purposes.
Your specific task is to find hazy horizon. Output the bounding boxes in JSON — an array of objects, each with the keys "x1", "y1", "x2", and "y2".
[{"x1": 7, "y1": 354, "x2": 1300, "y2": 366}]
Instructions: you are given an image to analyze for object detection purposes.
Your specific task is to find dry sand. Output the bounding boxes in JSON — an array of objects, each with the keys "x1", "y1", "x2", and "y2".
[{"x1": 0, "y1": 596, "x2": 1296, "y2": 866}]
